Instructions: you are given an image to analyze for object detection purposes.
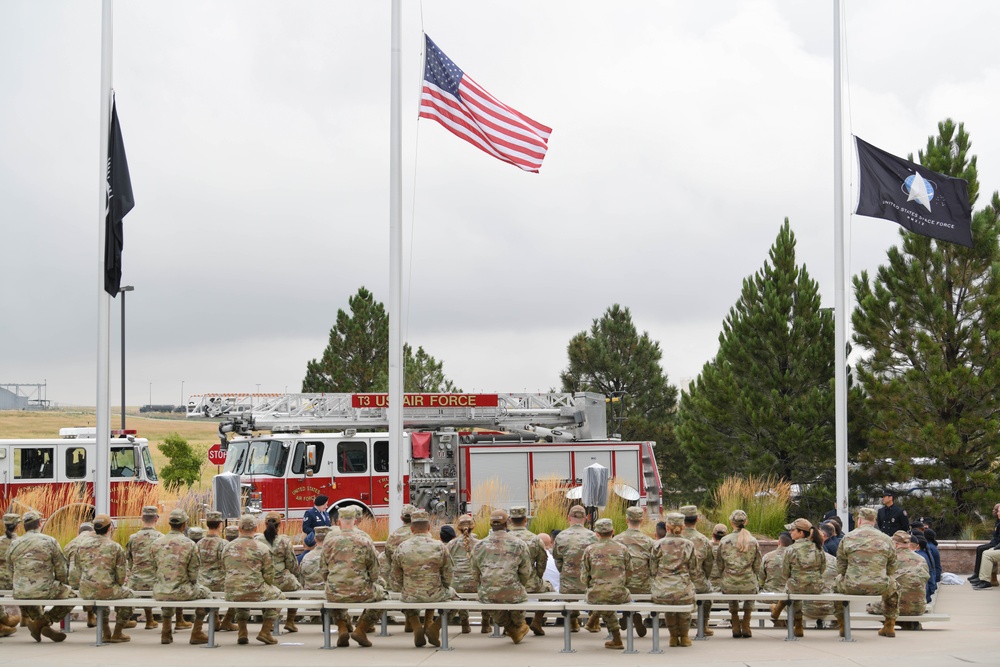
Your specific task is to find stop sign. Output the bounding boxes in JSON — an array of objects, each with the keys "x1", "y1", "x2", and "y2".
[{"x1": 207, "y1": 444, "x2": 227, "y2": 465}]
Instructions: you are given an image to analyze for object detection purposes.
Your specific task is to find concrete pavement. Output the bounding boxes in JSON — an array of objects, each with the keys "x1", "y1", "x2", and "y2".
[{"x1": 0, "y1": 581, "x2": 995, "y2": 667}]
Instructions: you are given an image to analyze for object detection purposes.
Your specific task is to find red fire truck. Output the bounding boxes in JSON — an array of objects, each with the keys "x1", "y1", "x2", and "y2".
[
  {"x1": 193, "y1": 392, "x2": 663, "y2": 519},
  {"x1": 0, "y1": 428, "x2": 159, "y2": 518}
]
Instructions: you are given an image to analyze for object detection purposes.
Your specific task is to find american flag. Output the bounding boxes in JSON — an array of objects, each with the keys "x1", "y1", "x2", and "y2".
[{"x1": 419, "y1": 35, "x2": 551, "y2": 173}]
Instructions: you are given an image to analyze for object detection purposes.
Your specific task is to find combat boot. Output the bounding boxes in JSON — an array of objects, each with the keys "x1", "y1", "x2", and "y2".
[
  {"x1": 219, "y1": 609, "x2": 237, "y2": 631},
  {"x1": 877, "y1": 618, "x2": 896, "y2": 637},
  {"x1": 237, "y1": 619, "x2": 249, "y2": 645},
  {"x1": 189, "y1": 612, "x2": 208, "y2": 645},
  {"x1": 284, "y1": 608, "x2": 298, "y2": 633},
  {"x1": 835, "y1": 610, "x2": 845, "y2": 637},
  {"x1": 793, "y1": 616, "x2": 804, "y2": 638},
  {"x1": 585, "y1": 613, "x2": 601, "y2": 633},
  {"x1": 461, "y1": 615, "x2": 472, "y2": 634},
  {"x1": 87, "y1": 609, "x2": 97, "y2": 628},
  {"x1": 0, "y1": 624, "x2": 15, "y2": 638},
  {"x1": 570, "y1": 615, "x2": 580, "y2": 633},
  {"x1": 678, "y1": 622, "x2": 692, "y2": 648},
  {"x1": 508, "y1": 621, "x2": 530, "y2": 644},
  {"x1": 529, "y1": 611, "x2": 546, "y2": 636},
  {"x1": 633, "y1": 612, "x2": 647, "y2": 638},
  {"x1": 256, "y1": 618, "x2": 277, "y2": 645},
  {"x1": 336, "y1": 619, "x2": 351, "y2": 647},
  {"x1": 143, "y1": 608, "x2": 158, "y2": 629},
  {"x1": 730, "y1": 611, "x2": 742, "y2": 638},
  {"x1": 480, "y1": 611, "x2": 492, "y2": 633},
  {"x1": 405, "y1": 614, "x2": 415, "y2": 633},
  {"x1": 123, "y1": 617, "x2": 137, "y2": 629},
  {"x1": 174, "y1": 608, "x2": 192, "y2": 630},
  {"x1": 740, "y1": 610, "x2": 753, "y2": 638},
  {"x1": 160, "y1": 614, "x2": 173, "y2": 644},
  {"x1": 38, "y1": 620, "x2": 66, "y2": 643},
  {"x1": 350, "y1": 617, "x2": 373, "y2": 647},
  {"x1": 604, "y1": 628, "x2": 624, "y2": 650},
  {"x1": 770, "y1": 600, "x2": 788, "y2": 628},
  {"x1": 424, "y1": 611, "x2": 441, "y2": 647},
  {"x1": 109, "y1": 621, "x2": 131, "y2": 643},
  {"x1": 411, "y1": 615, "x2": 427, "y2": 647},
  {"x1": 101, "y1": 616, "x2": 112, "y2": 643},
  {"x1": 700, "y1": 615, "x2": 714, "y2": 637},
  {"x1": 667, "y1": 615, "x2": 679, "y2": 647}
]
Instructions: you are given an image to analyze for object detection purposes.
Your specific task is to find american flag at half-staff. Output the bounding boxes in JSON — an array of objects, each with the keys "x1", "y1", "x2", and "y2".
[{"x1": 419, "y1": 34, "x2": 551, "y2": 173}]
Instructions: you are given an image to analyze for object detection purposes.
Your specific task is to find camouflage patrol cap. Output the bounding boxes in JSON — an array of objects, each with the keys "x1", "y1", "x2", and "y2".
[
  {"x1": 168, "y1": 508, "x2": 189, "y2": 525},
  {"x1": 314, "y1": 526, "x2": 331, "y2": 540},
  {"x1": 238, "y1": 514, "x2": 258, "y2": 531},
  {"x1": 224, "y1": 525, "x2": 240, "y2": 539},
  {"x1": 410, "y1": 509, "x2": 430, "y2": 523},
  {"x1": 665, "y1": 512, "x2": 685, "y2": 527},
  {"x1": 401, "y1": 504, "x2": 415, "y2": 519},
  {"x1": 22, "y1": 510, "x2": 42, "y2": 524},
  {"x1": 568, "y1": 505, "x2": 586, "y2": 519},
  {"x1": 679, "y1": 505, "x2": 699, "y2": 518},
  {"x1": 338, "y1": 506, "x2": 359, "y2": 520},
  {"x1": 594, "y1": 518, "x2": 615, "y2": 534},
  {"x1": 713, "y1": 523, "x2": 728, "y2": 536},
  {"x1": 188, "y1": 527, "x2": 204, "y2": 542},
  {"x1": 456, "y1": 514, "x2": 474, "y2": 527},
  {"x1": 891, "y1": 530, "x2": 910, "y2": 544},
  {"x1": 784, "y1": 518, "x2": 813, "y2": 532},
  {"x1": 2, "y1": 513, "x2": 20, "y2": 525},
  {"x1": 92, "y1": 514, "x2": 113, "y2": 530},
  {"x1": 206, "y1": 511, "x2": 223, "y2": 522},
  {"x1": 857, "y1": 507, "x2": 878, "y2": 522},
  {"x1": 729, "y1": 509, "x2": 748, "y2": 524},
  {"x1": 264, "y1": 511, "x2": 282, "y2": 523},
  {"x1": 626, "y1": 506, "x2": 644, "y2": 521},
  {"x1": 490, "y1": 509, "x2": 509, "y2": 525},
  {"x1": 141, "y1": 505, "x2": 159, "y2": 519},
  {"x1": 510, "y1": 506, "x2": 527, "y2": 518}
]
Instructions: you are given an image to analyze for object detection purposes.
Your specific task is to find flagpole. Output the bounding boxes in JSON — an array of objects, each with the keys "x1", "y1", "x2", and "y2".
[
  {"x1": 833, "y1": 0, "x2": 849, "y2": 528},
  {"x1": 95, "y1": 0, "x2": 113, "y2": 516},
  {"x1": 388, "y1": 0, "x2": 404, "y2": 532}
]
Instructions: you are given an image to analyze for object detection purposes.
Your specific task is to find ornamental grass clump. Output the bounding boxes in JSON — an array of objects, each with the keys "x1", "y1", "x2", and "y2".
[
  {"x1": 470, "y1": 478, "x2": 511, "y2": 538},
  {"x1": 711, "y1": 474, "x2": 791, "y2": 539},
  {"x1": 528, "y1": 475, "x2": 570, "y2": 537}
]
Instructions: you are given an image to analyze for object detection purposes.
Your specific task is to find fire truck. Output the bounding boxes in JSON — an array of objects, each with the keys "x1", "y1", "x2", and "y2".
[
  {"x1": 195, "y1": 392, "x2": 663, "y2": 520},
  {"x1": 0, "y1": 428, "x2": 159, "y2": 517}
]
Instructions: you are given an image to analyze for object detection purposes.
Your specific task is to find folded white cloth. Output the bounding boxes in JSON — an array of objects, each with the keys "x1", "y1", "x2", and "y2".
[{"x1": 939, "y1": 572, "x2": 965, "y2": 585}]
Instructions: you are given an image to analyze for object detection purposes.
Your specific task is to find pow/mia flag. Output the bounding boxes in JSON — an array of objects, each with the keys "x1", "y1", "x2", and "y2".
[
  {"x1": 104, "y1": 96, "x2": 135, "y2": 296},
  {"x1": 855, "y1": 136, "x2": 972, "y2": 247}
]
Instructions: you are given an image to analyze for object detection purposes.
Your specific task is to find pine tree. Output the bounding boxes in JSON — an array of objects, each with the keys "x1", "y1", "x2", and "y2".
[
  {"x1": 852, "y1": 120, "x2": 1000, "y2": 533},
  {"x1": 676, "y1": 220, "x2": 837, "y2": 514}
]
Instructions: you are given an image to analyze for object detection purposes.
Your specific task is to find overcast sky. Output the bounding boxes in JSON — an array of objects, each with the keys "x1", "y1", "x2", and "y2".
[{"x1": 2, "y1": 1, "x2": 998, "y2": 410}]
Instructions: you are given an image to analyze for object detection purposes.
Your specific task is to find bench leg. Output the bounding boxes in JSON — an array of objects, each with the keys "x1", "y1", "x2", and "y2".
[
  {"x1": 95, "y1": 606, "x2": 104, "y2": 647},
  {"x1": 840, "y1": 601, "x2": 854, "y2": 642},
  {"x1": 321, "y1": 609, "x2": 332, "y2": 650},
  {"x1": 379, "y1": 611, "x2": 389, "y2": 637},
  {"x1": 624, "y1": 610, "x2": 637, "y2": 654},
  {"x1": 649, "y1": 611, "x2": 663, "y2": 654},
  {"x1": 438, "y1": 608, "x2": 453, "y2": 651},
  {"x1": 560, "y1": 610, "x2": 575, "y2": 653},
  {"x1": 785, "y1": 600, "x2": 796, "y2": 642},
  {"x1": 694, "y1": 601, "x2": 707, "y2": 640},
  {"x1": 205, "y1": 609, "x2": 217, "y2": 648}
]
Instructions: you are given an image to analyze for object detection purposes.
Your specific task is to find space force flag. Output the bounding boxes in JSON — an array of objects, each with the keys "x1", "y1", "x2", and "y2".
[
  {"x1": 855, "y1": 136, "x2": 972, "y2": 247},
  {"x1": 419, "y1": 34, "x2": 551, "y2": 173},
  {"x1": 104, "y1": 97, "x2": 135, "y2": 297}
]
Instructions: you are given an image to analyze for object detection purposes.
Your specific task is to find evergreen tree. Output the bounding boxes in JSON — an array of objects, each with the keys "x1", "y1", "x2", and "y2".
[
  {"x1": 675, "y1": 220, "x2": 836, "y2": 515},
  {"x1": 303, "y1": 286, "x2": 459, "y2": 393},
  {"x1": 852, "y1": 120, "x2": 1000, "y2": 533},
  {"x1": 559, "y1": 304, "x2": 678, "y2": 485}
]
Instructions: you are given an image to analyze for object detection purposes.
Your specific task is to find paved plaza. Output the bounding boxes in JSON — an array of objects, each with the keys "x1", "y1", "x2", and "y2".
[{"x1": 0, "y1": 581, "x2": 995, "y2": 667}]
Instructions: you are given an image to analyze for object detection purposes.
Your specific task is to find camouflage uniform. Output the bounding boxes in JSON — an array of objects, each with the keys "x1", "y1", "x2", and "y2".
[
  {"x1": 758, "y1": 544, "x2": 787, "y2": 592},
  {"x1": 781, "y1": 537, "x2": 826, "y2": 622},
  {"x1": 299, "y1": 529, "x2": 328, "y2": 591},
  {"x1": 581, "y1": 520, "x2": 631, "y2": 644},
  {"x1": 383, "y1": 505, "x2": 415, "y2": 591},
  {"x1": 614, "y1": 523, "x2": 654, "y2": 594},
  {"x1": 63, "y1": 526, "x2": 93, "y2": 590},
  {"x1": 508, "y1": 509, "x2": 550, "y2": 593},
  {"x1": 320, "y1": 513, "x2": 386, "y2": 629},
  {"x1": 446, "y1": 518, "x2": 479, "y2": 630},
  {"x1": 8, "y1": 512, "x2": 73, "y2": 636},
  {"x1": 196, "y1": 532, "x2": 227, "y2": 591},
  {"x1": 255, "y1": 533, "x2": 299, "y2": 592},
  {"x1": 801, "y1": 552, "x2": 838, "y2": 619},
  {"x1": 835, "y1": 508, "x2": 898, "y2": 636},
  {"x1": 0, "y1": 514, "x2": 19, "y2": 635},
  {"x1": 393, "y1": 514, "x2": 454, "y2": 643},
  {"x1": 471, "y1": 512, "x2": 532, "y2": 639},
  {"x1": 76, "y1": 526, "x2": 134, "y2": 625},
  {"x1": 223, "y1": 528, "x2": 284, "y2": 623},
  {"x1": 680, "y1": 528, "x2": 714, "y2": 594},
  {"x1": 152, "y1": 528, "x2": 212, "y2": 601},
  {"x1": 650, "y1": 514, "x2": 697, "y2": 646},
  {"x1": 868, "y1": 536, "x2": 928, "y2": 618},
  {"x1": 125, "y1": 525, "x2": 162, "y2": 591},
  {"x1": 716, "y1": 525, "x2": 762, "y2": 616}
]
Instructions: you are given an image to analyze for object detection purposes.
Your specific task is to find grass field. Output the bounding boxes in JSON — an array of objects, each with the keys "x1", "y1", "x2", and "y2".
[{"x1": 0, "y1": 408, "x2": 224, "y2": 490}]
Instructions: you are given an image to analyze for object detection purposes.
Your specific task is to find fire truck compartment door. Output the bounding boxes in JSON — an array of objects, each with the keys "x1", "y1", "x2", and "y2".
[{"x1": 468, "y1": 452, "x2": 529, "y2": 512}]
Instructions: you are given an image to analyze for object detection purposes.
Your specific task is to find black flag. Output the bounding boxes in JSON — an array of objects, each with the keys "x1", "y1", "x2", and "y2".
[
  {"x1": 855, "y1": 136, "x2": 972, "y2": 247},
  {"x1": 105, "y1": 97, "x2": 134, "y2": 296}
]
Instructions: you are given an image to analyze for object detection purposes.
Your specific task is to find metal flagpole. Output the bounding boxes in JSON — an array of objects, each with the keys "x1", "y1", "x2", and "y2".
[
  {"x1": 95, "y1": 0, "x2": 114, "y2": 515},
  {"x1": 833, "y1": 0, "x2": 849, "y2": 528},
  {"x1": 388, "y1": 0, "x2": 404, "y2": 532}
]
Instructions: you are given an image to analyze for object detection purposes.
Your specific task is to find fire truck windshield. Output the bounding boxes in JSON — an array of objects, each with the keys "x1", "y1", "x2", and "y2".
[
  {"x1": 110, "y1": 447, "x2": 137, "y2": 478},
  {"x1": 226, "y1": 439, "x2": 288, "y2": 477}
]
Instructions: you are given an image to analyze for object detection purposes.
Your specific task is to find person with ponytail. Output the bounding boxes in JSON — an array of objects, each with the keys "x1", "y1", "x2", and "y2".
[
  {"x1": 446, "y1": 514, "x2": 480, "y2": 633},
  {"x1": 649, "y1": 512, "x2": 697, "y2": 648},
  {"x1": 716, "y1": 509, "x2": 762, "y2": 638},
  {"x1": 778, "y1": 518, "x2": 826, "y2": 637},
  {"x1": 255, "y1": 511, "x2": 301, "y2": 632}
]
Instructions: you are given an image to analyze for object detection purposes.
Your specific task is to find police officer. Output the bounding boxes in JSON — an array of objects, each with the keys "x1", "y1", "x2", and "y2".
[
  {"x1": 392, "y1": 509, "x2": 454, "y2": 648},
  {"x1": 581, "y1": 518, "x2": 630, "y2": 650},
  {"x1": 876, "y1": 489, "x2": 909, "y2": 536},
  {"x1": 836, "y1": 506, "x2": 898, "y2": 637},
  {"x1": 471, "y1": 509, "x2": 533, "y2": 644}
]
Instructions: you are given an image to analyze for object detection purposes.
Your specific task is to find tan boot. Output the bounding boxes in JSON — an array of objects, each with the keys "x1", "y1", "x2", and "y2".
[
  {"x1": 174, "y1": 609, "x2": 192, "y2": 630},
  {"x1": 39, "y1": 621, "x2": 66, "y2": 643},
  {"x1": 633, "y1": 612, "x2": 647, "y2": 638},
  {"x1": 109, "y1": 621, "x2": 131, "y2": 643},
  {"x1": 877, "y1": 618, "x2": 896, "y2": 637},
  {"x1": 835, "y1": 610, "x2": 845, "y2": 638},
  {"x1": 667, "y1": 615, "x2": 680, "y2": 647},
  {"x1": 701, "y1": 614, "x2": 714, "y2": 637},
  {"x1": 480, "y1": 611, "x2": 492, "y2": 633},
  {"x1": 770, "y1": 601, "x2": 788, "y2": 628},
  {"x1": 189, "y1": 612, "x2": 208, "y2": 645},
  {"x1": 123, "y1": 618, "x2": 137, "y2": 629},
  {"x1": 570, "y1": 615, "x2": 580, "y2": 633},
  {"x1": 741, "y1": 610, "x2": 753, "y2": 638},
  {"x1": 256, "y1": 618, "x2": 277, "y2": 645},
  {"x1": 679, "y1": 622, "x2": 692, "y2": 648},
  {"x1": 424, "y1": 611, "x2": 441, "y2": 647},
  {"x1": 730, "y1": 611, "x2": 742, "y2": 638},
  {"x1": 237, "y1": 619, "x2": 249, "y2": 645},
  {"x1": 350, "y1": 617, "x2": 373, "y2": 647},
  {"x1": 219, "y1": 609, "x2": 237, "y2": 632},
  {"x1": 336, "y1": 619, "x2": 351, "y2": 647},
  {"x1": 284, "y1": 608, "x2": 298, "y2": 633},
  {"x1": 793, "y1": 616, "x2": 804, "y2": 638},
  {"x1": 585, "y1": 613, "x2": 602, "y2": 633},
  {"x1": 508, "y1": 621, "x2": 530, "y2": 645},
  {"x1": 0, "y1": 624, "x2": 15, "y2": 638},
  {"x1": 604, "y1": 628, "x2": 624, "y2": 649},
  {"x1": 87, "y1": 610, "x2": 97, "y2": 628},
  {"x1": 461, "y1": 615, "x2": 472, "y2": 634},
  {"x1": 529, "y1": 611, "x2": 546, "y2": 636},
  {"x1": 161, "y1": 614, "x2": 173, "y2": 644},
  {"x1": 101, "y1": 616, "x2": 113, "y2": 643},
  {"x1": 412, "y1": 615, "x2": 426, "y2": 647},
  {"x1": 144, "y1": 608, "x2": 158, "y2": 630},
  {"x1": 405, "y1": 614, "x2": 415, "y2": 633}
]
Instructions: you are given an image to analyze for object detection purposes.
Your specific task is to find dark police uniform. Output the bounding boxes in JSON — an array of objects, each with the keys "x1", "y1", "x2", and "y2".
[{"x1": 876, "y1": 503, "x2": 909, "y2": 536}]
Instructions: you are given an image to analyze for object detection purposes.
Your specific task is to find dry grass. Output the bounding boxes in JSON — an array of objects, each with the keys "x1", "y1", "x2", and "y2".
[
  {"x1": 711, "y1": 474, "x2": 791, "y2": 539},
  {"x1": 529, "y1": 475, "x2": 570, "y2": 537},
  {"x1": 470, "y1": 478, "x2": 511, "y2": 538}
]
